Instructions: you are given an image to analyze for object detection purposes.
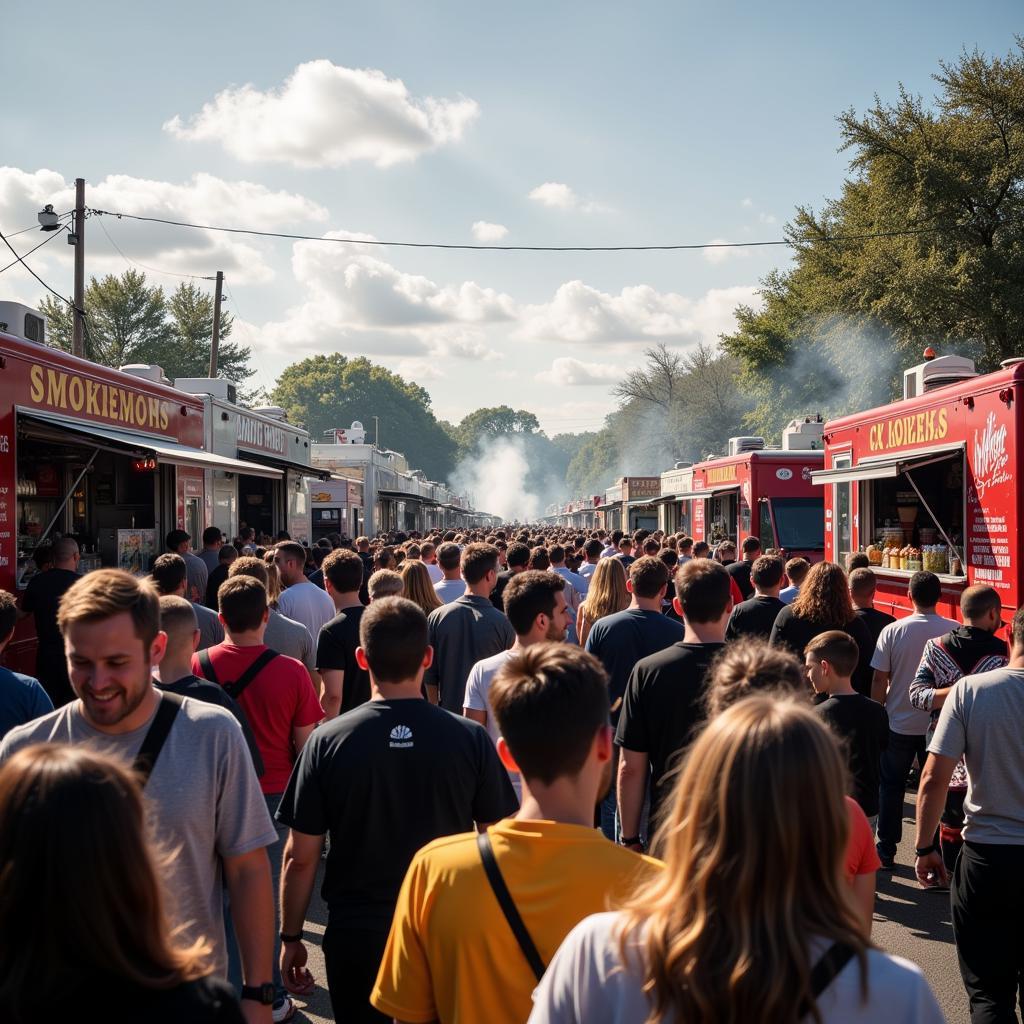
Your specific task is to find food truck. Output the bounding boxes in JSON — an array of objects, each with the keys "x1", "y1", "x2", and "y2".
[
  {"x1": 310, "y1": 477, "x2": 364, "y2": 542},
  {"x1": 814, "y1": 350, "x2": 1020, "y2": 623},
  {"x1": 174, "y1": 378, "x2": 321, "y2": 544},
  {"x1": 664, "y1": 419, "x2": 826, "y2": 558},
  {"x1": 600, "y1": 477, "x2": 661, "y2": 534},
  {"x1": 0, "y1": 303, "x2": 277, "y2": 674}
]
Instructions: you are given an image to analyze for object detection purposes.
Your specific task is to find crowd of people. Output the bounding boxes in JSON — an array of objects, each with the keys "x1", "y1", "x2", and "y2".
[{"x1": 3, "y1": 519, "x2": 1021, "y2": 1022}]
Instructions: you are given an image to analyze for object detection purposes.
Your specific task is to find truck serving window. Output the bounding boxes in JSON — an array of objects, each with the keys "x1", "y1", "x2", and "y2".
[{"x1": 772, "y1": 498, "x2": 825, "y2": 551}]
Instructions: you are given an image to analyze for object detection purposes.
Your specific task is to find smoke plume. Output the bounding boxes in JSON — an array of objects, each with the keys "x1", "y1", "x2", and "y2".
[{"x1": 452, "y1": 436, "x2": 542, "y2": 522}]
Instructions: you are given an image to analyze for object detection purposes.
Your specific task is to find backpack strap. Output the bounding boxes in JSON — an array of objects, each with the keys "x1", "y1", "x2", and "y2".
[
  {"x1": 197, "y1": 648, "x2": 217, "y2": 684},
  {"x1": 133, "y1": 691, "x2": 184, "y2": 787},
  {"x1": 476, "y1": 831, "x2": 545, "y2": 982},
  {"x1": 800, "y1": 941, "x2": 857, "y2": 1016},
  {"x1": 224, "y1": 649, "x2": 279, "y2": 701}
]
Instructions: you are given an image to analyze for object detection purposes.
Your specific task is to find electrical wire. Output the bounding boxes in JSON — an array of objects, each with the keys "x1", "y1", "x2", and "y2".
[
  {"x1": 0, "y1": 224, "x2": 81, "y2": 311},
  {"x1": 0, "y1": 222, "x2": 71, "y2": 275},
  {"x1": 94, "y1": 214, "x2": 216, "y2": 281},
  {"x1": 4, "y1": 213, "x2": 72, "y2": 239},
  {"x1": 88, "y1": 208, "x2": 939, "y2": 254}
]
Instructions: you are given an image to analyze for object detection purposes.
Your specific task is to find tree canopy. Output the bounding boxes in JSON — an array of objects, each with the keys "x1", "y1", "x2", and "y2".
[
  {"x1": 272, "y1": 353, "x2": 458, "y2": 482},
  {"x1": 724, "y1": 42, "x2": 1024, "y2": 435}
]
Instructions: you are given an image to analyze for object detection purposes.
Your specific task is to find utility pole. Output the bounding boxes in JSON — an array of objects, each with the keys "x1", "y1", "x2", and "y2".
[
  {"x1": 372, "y1": 414, "x2": 380, "y2": 450},
  {"x1": 208, "y1": 270, "x2": 224, "y2": 377},
  {"x1": 71, "y1": 178, "x2": 85, "y2": 359}
]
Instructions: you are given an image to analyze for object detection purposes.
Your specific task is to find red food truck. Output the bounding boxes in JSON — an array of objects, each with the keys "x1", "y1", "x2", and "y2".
[
  {"x1": 662, "y1": 418, "x2": 826, "y2": 560},
  {"x1": 814, "y1": 350, "x2": 1020, "y2": 624},
  {"x1": 0, "y1": 304, "x2": 281, "y2": 675}
]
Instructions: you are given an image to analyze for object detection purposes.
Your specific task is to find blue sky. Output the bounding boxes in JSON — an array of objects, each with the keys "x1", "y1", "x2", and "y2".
[{"x1": 2, "y1": 1, "x2": 1019, "y2": 437}]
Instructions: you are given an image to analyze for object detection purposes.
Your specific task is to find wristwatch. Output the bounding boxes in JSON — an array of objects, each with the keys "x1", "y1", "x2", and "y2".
[
  {"x1": 280, "y1": 930, "x2": 303, "y2": 943},
  {"x1": 240, "y1": 983, "x2": 275, "y2": 1005},
  {"x1": 619, "y1": 835, "x2": 645, "y2": 849},
  {"x1": 915, "y1": 842, "x2": 938, "y2": 857}
]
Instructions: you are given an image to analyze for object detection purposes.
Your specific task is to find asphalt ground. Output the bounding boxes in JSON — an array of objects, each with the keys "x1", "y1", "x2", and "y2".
[{"x1": 286, "y1": 794, "x2": 968, "y2": 1023}]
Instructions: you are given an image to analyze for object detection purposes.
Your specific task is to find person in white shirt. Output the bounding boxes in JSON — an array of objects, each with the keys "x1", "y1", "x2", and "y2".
[
  {"x1": 871, "y1": 571, "x2": 957, "y2": 869},
  {"x1": 464, "y1": 571, "x2": 571, "y2": 801},
  {"x1": 433, "y1": 542, "x2": 467, "y2": 604},
  {"x1": 530, "y1": 696, "x2": 943, "y2": 1024},
  {"x1": 273, "y1": 541, "x2": 337, "y2": 641},
  {"x1": 549, "y1": 544, "x2": 587, "y2": 644},
  {"x1": 421, "y1": 541, "x2": 444, "y2": 584},
  {"x1": 577, "y1": 539, "x2": 604, "y2": 580}
]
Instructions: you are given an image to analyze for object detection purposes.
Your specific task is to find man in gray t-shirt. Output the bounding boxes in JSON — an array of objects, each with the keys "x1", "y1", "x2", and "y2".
[
  {"x1": 0, "y1": 568, "x2": 278, "y2": 1013},
  {"x1": 915, "y1": 605, "x2": 1024, "y2": 1021},
  {"x1": 870, "y1": 572, "x2": 956, "y2": 866}
]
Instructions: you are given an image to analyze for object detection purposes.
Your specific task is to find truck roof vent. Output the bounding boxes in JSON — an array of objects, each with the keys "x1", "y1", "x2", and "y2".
[
  {"x1": 903, "y1": 353, "x2": 977, "y2": 399},
  {"x1": 120, "y1": 363, "x2": 169, "y2": 385},
  {"x1": 0, "y1": 301, "x2": 47, "y2": 345},
  {"x1": 727, "y1": 436, "x2": 765, "y2": 456},
  {"x1": 781, "y1": 416, "x2": 825, "y2": 451}
]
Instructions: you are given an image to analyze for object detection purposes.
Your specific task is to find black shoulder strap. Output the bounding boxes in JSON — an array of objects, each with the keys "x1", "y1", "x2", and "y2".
[
  {"x1": 133, "y1": 691, "x2": 184, "y2": 787},
  {"x1": 197, "y1": 648, "x2": 217, "y2": 684},
  {"x1": 224, "y1": 649, "x2": 279, "y2": 701},
  {"x1": 476, "y1": 831, "x2": 545, "y2": 982},
  {"x1": 802, "y1": 941, "x2": 857, "y2": 1014}
]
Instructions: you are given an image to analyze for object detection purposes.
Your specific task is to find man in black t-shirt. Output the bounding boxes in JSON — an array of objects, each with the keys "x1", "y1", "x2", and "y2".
[
  {"x1": 317, "y1": 549, "x2": 371, "y2": 717},
  {"x1": 490, "y1": 542, "x2": 530, "y2": 611},
  {"x1": 277, "y1": 597, "x2": 516, "y2": 1024},
  {"x1": 726, "y1": 536, "x2": 761, "y2": 601},
  {"x1": 19, "y1": 536, "x2": 80, "y2": 705},
  {"x1": 616, "y1": 559, "x2": 732, "y2": 846},
  {"x1": 850, "y1": 568, "x2": 896, "y2": 650},
  {"x1": 726, "y1": 554, "x2": 785, "y2": 640},
  {"x1": 807, "y1": 631, "x2": 889, "y2": 822}
]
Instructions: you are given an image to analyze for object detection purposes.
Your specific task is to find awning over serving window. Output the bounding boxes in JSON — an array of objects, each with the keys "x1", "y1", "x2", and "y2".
[
  {"x1": 237, "y1": 449, "x2": 329, "y2": 480},
  {"x1": 18, "y1": 409, "x2": 282, "y2": 479},
  {"x1": 810, "y1": 445, "x2": 962, "y2": 486},
  {"x1": 671, "y1": 483, "x2": 741, "y2": 501}
]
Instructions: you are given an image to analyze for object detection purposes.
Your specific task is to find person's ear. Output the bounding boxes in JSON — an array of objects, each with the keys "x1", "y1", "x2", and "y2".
[
  {"x1": 594, "y1": 724, "x2": 612, "y2": 762},
  {"x1": 422, "y1": 645, "x2": 434, "y2": 669},
  {"x1": 626, "y1": 578, "x2": 635, "y2": 594},
  {"x1": 355, "y1": 647, "x2": 370, "y2": 671},
  {"x1": 150, "y1": 630, "x2": 168, "y2": 667},
  {"x1": 191, "y1": 629, "x2": 200, "y2": 653},
  {"x1": 673, "y1": 596, "x2": 684, "y2": 618},
  {"x1": 496, "y1": 736, "x2": 520, "y2": 773}
]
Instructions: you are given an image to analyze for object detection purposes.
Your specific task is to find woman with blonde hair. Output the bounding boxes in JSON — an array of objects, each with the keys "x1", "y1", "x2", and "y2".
[
  {"x1": 576, "y1": 556, "x2": 629, "y2": 648},
  {"x1": 530, "y1": 697, "x2": 942, "y2": 1024},
  {"x1": 400, "y1": 558, "x2": 443, "y2": 615},
  {"x1": 769, "y1": 561, "x2": 874, "y2": 692},
  {"x1": 0, "y1": 744, "x2": 243, "y2": 1023}
]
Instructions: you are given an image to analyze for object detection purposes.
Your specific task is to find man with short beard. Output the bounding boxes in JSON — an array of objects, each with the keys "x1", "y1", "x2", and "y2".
[
  {"x1": 0, "y1": 570, "x2": 277, "y2": 1021},
  {"x1": 373, "y1": 644, "x2": 661, "y2": 1024},
  {"x1": 465, "y1": 571, "x2": 572, "y2": 801}
]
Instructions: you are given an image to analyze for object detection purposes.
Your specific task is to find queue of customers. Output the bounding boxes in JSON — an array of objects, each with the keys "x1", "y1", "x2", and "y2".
[{"x1": 3, "y1": 521, "x2": 1021, "y2": 1022}]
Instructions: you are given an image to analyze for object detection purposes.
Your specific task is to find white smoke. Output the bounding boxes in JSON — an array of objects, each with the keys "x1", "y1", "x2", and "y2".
[{"x1": 452, "y1": 436, "x2": 542, "y2": 522}]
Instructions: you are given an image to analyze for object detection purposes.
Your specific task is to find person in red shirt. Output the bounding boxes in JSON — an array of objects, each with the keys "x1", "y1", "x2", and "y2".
[{"x1": 194, "y1": 573, "x2": 323, "y2": 1017}]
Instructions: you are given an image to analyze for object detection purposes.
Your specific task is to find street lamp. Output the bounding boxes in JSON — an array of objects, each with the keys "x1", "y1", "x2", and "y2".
[{"x1": 37, "y1": 205, "x2": 61, "y2": 232}]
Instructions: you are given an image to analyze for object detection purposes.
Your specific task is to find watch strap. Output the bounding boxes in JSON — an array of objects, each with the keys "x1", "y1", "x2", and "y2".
[
  {"x1": 915, "y1": 842, "x2": 938, "y2": 857},
  {"x1": 240, "y1": 983, "x2": 275, "y2": 1005},
  {"x1": 280, "y1": 930, "x2": 303, "y2": 943}
]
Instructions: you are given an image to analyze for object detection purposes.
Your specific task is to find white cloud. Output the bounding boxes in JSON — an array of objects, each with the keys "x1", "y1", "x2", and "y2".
[
  {"x1": 529, "y1": 182, "x2": 578, "y2": 209},
  {"x1": 703, "y1": 239, "x2": 733, "y2": 265},
  {"x1": 165, "y1": 60, "x2": 479, "y2": 169},
  {"x1": 0, "y1": 166, "x2": 327, "y2": 285},
  {"x1": 471, "y1": 221, "x2": 508, "y2": 242},
  {"x1": 758, "y1": 212, "x2": 778, "y2": 226},
  {"x1": 741, "y1": 197, "x2": 754, "y2": 208},
  {"x1": 538, "y1": 357, "x2": 621, "y2": 386},
  {"x1": 520, "y1": 281, "x2": 761, "y2": 346}
]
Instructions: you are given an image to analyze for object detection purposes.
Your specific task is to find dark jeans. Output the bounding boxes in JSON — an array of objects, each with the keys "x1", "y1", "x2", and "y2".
[
  {"x1": 876, "y1": 730, "x2": 927, "y2": 859},
  {"x1": 951, "y1": 842, "x2": 1024, "y2": 1023},
  {"x1": 264, "y1": 793, "x2": 287, "y2": 997},
  {"x1": 323, "y1": 922, "x2": 390, "y2": 1024}
]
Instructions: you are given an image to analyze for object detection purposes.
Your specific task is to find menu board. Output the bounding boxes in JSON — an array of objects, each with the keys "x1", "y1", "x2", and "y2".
[
  {"x1": 117, "y1": 529, "x2": 156, "y2": 577},
  {"x1": 966, "y1": 409, "x2": 1014, "y2": 597}
]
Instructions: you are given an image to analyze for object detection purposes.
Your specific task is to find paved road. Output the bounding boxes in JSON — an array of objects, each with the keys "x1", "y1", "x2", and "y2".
[{"x1": 285, "y1": 795, "x2": 967, "y2": 1023}]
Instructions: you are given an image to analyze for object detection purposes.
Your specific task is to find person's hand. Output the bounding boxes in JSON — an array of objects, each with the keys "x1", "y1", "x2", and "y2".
[
  {"x1": 281, "y1": 939, "x2": 316, "y2": 995},
  {"x1": 915, "y1": 850, "x2": 949, "y2": 889},
  {"x1": 240, "y1": 1001, "x2": 272, "y2": 1024}
]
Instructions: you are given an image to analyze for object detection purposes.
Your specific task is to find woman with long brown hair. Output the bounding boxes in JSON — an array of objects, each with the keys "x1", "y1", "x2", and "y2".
[
  {"x1": 401, "y1": 558, "x2": 443, "y2": 615},
  {"x1": 530, "y1": 697, "x2": 943, "y2": 1024},
  {"x1": 576, "y1": 557, "x2": 629, "y2": 648},
  {"x1": 0, "y1": 744, "x2": 243, "y2": 1023},
  {"x1": 769, "y1": 561, "x2": 874, "y2": 692}
]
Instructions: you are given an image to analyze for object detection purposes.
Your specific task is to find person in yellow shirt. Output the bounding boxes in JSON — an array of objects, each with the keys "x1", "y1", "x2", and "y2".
[{"x1": 371, "y1": 643, "x2": 662, "y2": 1024}]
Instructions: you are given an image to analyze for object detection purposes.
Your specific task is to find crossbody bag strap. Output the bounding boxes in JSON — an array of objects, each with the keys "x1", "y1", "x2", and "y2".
[
  {"x1": 197, "y1": 648, "x2": 217, "y2": 684},
  {"x1": 223, "y1": 649, "x2": 279, "y2": 701},
  {"x1": 133, "y1": 691, "x2": 184, "y2": 787},
  {"x1": 800, "y1": 941, "x2": 857, "y2": 1016},
  {"x1": 476, "y1": 831, "x2": 545, "y2": 982}
]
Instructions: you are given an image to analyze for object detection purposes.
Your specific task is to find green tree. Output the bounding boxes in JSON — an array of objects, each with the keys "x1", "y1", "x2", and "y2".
[
  {"x1": 724, "y1": 42, "x2": 1024, "y2": 435},
  {"x1": 272, "y1": 354, "x2": 458, "y2": 481},
  {"x1": 40, "y1": 270, "x2": 171, "y2": 367}
]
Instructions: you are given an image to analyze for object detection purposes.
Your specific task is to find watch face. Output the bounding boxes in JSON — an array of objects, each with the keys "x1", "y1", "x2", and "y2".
[{"x1": 259, "y1": 983, "x2": 275, "y2": 1005}]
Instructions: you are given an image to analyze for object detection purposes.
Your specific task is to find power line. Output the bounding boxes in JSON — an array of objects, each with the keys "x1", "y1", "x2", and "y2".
[
  {"x1": 0, "y1": 223, "x2": 71, "y2": 275},
  {"x1": 94, "y1": 214, "x2": 216, "y2": 281},
  {"x1": 0, "y1": 224, "x2": 81, "y2": 311},
  {"x1": 89, "y1": 208, "x2": 939, "y2": 254},
  {"x1": 4, "y1": 214, "x2": 72, "y2": 239}
]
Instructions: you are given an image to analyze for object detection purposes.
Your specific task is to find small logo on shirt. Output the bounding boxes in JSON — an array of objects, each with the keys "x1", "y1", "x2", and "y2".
[{"x1": 389, "y1": 724, "x2": 413, "y2": 749}]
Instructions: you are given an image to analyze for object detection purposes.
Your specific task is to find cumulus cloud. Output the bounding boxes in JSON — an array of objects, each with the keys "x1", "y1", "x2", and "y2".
[
  {"x1": 703, "y1": 239, "x2": 733, "y2": 265},
  {"x1": 0, "y1": 166, "x2": 327, "y2": 285},
  {"x1": 165, "y1": 60, "x2": 479, "y2": 169},
  {"x1": 538, "y1": 357, "x2": 621, "y2": 386},
  {"x1": 471, "y1": 221, "x2": 508, "y2": 242},
  {"x1": 740, "y1": 197, "x2": 754, "y2": 208},
  {"x1": 529, "y1": 182, "x2": 578, "y2": 209},
  {"x1": 520, "y1": 281, "x2": 761, "y2": 346}
]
